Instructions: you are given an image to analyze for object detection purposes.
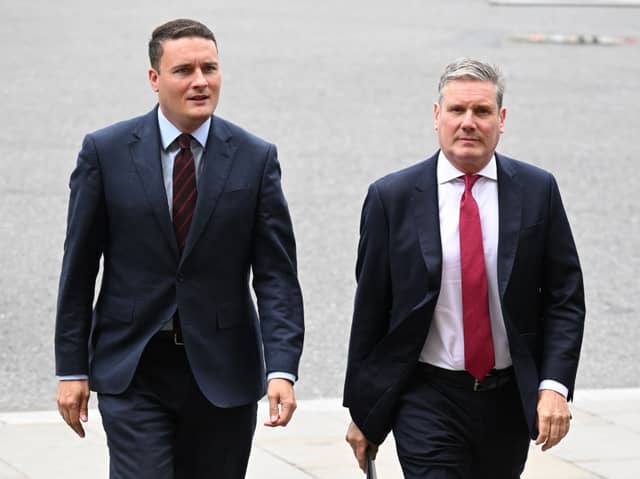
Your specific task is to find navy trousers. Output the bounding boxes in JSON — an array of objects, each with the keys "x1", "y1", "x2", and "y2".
[
  {"x1": 392, "y1": 366, "x2": 530, "y2": 479},
  {"x1": 98, "y1": 334, "x2": 257, "y2": 479}
]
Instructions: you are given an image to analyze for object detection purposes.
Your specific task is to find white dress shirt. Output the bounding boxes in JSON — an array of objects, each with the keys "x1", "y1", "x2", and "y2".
[{"x1": 419, "y1": 151, "x2": 567, "y2": 397}]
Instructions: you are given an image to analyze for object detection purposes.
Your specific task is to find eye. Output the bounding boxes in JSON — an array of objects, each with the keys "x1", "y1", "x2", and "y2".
[
  {"x1": 173, "y1": 65, "x2": 193, "y2": 75},
  {"x1": 475, "y1": 107, "x2": 493, "y2": 116}
]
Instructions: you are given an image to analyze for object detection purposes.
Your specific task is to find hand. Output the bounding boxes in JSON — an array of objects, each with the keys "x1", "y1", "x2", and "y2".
[
  {"x1": 345, "y1": 420, "x2": 378, "y2": 473},
  {"x1": 535, "y1": 389, "x2": 571, "y2": 451},
  {"x1": 57, "y1": 380, "x2": 90, "y2": 438},
  {"x1": 263, "y1": 378, "x2": 297, "y2": 427}
]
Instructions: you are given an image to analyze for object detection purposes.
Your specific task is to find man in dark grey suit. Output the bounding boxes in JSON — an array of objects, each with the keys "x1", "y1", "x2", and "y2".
[
  {"x1": 55, "y1": 18, "x2": 304, "y2": 479},
  {"x1": 344, "y1": 59, "x2": 584, "y2": 478}
]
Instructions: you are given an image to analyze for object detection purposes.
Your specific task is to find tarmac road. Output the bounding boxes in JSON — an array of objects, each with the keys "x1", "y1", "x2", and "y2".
[{"x1": 0, "y1": 0, "x2": 638, "y2": 411}]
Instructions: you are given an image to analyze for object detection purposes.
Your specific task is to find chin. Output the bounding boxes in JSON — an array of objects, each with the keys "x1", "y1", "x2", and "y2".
[{"x1": 188, "y1": 109, "x2": 214, "y2": 121}]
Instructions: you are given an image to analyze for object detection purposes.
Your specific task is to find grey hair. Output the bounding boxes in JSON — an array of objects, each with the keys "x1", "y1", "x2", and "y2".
[{"x1": 437, "y1": 58, "x2": 505, "y2": 108}]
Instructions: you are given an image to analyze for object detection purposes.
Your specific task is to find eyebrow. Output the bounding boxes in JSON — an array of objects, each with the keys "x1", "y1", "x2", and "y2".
[
  {"x1": 171, "y1": 63, "x2": 193, "y2": 71},
  {"x1": 447, "y1": 102, "x2": 495, "y2": 110},
  {"x1": 170, "y1": 61, "x2": 219, "y2": 71}
]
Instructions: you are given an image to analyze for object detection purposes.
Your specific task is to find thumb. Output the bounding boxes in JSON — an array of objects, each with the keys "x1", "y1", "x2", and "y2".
[{"x1": 80, "y1": 394, "x2": 89, "y2": 422}]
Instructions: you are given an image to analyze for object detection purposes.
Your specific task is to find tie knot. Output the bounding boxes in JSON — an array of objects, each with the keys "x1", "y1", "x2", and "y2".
[
  {"x1": 177, "y1": 133, "x2": 192, "y2": 150},
  {"x1": 463, "y1": 174, "x2": 481, "y2": 193}
]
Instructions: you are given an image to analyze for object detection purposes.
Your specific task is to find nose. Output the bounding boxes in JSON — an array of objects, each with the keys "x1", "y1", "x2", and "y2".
[
  {"x1": 192, "y1": 68, "x2": 207, "y2": 88},
  {"x1": 461, "y1": 110, "x2": 475, "y2": 129}
]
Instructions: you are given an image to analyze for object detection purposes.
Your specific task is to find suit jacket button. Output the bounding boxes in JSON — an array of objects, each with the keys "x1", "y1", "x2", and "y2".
[{"x1": 177, "y1": 274, "x2": 184, "y2": 283}]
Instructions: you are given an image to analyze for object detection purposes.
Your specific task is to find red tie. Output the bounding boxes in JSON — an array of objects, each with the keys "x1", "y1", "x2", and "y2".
[
  {"x1": 459, "y1": 175, "x2": 495, "y2": 380},
  {"x1": 173, "y1": 134, "x2": 197, "y2": 252}
]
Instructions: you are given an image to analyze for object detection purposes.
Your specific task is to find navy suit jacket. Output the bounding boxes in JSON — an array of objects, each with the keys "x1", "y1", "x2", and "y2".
[
  {"x1": 343, "y1": 152, "x2": 585, "y2": 444},
  {"x1": 55, "y1": 107, "x2": 304, "y2": 407}
]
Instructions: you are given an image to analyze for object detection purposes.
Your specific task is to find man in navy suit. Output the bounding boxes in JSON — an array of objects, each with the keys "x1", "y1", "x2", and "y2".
[
  {"x1": 344, "y1": 59, "x2": 584, "y2": 478},
  {"x1": 55, "y1": 18, "x2": 304, "y2": 478}
]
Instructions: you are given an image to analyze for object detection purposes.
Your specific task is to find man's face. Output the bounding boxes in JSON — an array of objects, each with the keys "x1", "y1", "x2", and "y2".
[
  {"x1": 434, "y1": 80, "x2": 506, "y2": 174},
  {"x1": 148, "y1": 36, "x2": 221, "y2": 133}
]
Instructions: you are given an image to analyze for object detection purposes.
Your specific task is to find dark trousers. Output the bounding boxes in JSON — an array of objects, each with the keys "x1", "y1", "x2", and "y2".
[
  {"x1": 98, "y1": 334, "x2": 257, "y2": 479},
  {"x1": 392, "y1": 365, "x2": 530, "y2": 479}
]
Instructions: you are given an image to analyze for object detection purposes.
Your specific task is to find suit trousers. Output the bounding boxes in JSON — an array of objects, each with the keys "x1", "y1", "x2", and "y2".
[
  {"x1": 392, "y1": 366, "x2": 530, "y2": 479},
  {"x1": 98, "y1": 333, "x2": 257, "y2": 479}
]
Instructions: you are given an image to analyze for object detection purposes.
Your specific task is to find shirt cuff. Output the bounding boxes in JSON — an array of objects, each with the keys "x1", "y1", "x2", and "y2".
[
  {"x1": 57, "y1": 375, "x2": 89, "y2": 381},
  {"x1": 538, "y1": 379, "x2": 568, "y2": 398},
  {"x1": 267, "y1": 372, "x2": 296, "y2": 384}
]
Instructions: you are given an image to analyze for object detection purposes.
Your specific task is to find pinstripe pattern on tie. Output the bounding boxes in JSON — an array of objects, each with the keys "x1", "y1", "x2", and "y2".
[{"x1": 173, "y1": 133, "x2": 197, "y2": 252}]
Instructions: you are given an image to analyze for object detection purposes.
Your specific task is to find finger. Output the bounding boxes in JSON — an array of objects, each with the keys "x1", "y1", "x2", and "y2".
[
  {"x1": 58, "y1": 399, "x2": 84, "y2": 437},
  {"x1": 536, "y1": 411, "x2": 549, "y2": 447},
  {"x1": 274, "y1": 400, "x2": 296, "y2": 426},
  {"x1": 543, "y1": 413, "x2": 570, "y2": 451},
  {"x1": 71, "y1": 419, "x2": 86, "y2": 437},
  {"x1": 346, "y1": 430, "x2": 365, "y2": 471},
  {"x1": 355, "y1": 444, "x2": 367, "y2": 472},
  {"x1": 67, "y1": 404, "x2": 86, "y2": 438},
  {"x1": 263, "y1": 393, "x2": 280, "y2": 427},
  {"x1": 58, "y1": 406, "x2": 71, "y2": 429},
  {"x1": 535, "y1": 408, "x2": 550, "y2": 446},
  {"x1": 541, "y1": 419, "x2": 558, "y2": 451}
]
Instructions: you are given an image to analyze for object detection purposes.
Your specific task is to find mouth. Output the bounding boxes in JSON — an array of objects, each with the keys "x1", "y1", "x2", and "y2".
[{"x1": 188, "y1": 94, "x2": 209, "y2": 102}]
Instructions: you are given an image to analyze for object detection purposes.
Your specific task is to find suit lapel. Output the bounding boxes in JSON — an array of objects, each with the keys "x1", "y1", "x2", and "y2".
[
  {"x1": 129, "y1": 108, "x2": 180, "y2": 259},
  {"x1": 180, "y1": 116, "x2": 236, "y2": 263},
  {"x1": 412, "y1": 154, "x2": 442, "y2": 291},
  {"x1": 496, "y1": 154, "x2": 522, "y2": 299}
]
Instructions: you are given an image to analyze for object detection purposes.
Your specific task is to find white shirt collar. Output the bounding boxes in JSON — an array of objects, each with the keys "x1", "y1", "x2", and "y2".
[
  {"x1": 157, "y1": 107, "x2": 211, "y2": 150},
  {"x1": 437, "y1": 150, "x2": 498, "y2": 184}
]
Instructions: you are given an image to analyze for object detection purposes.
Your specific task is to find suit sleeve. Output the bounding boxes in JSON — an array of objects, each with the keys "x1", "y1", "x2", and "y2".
[
  {"x1": 343, "y1": 183, "x2": 392, "y2": 407},
  {"x1": 55, "y1": 134, "x2": 106, "y2": 376},
  {"x1": 540, "y1": 176, "x2": 585, "y2": 400},
  {"x1": 251, "y1": 144, "x2": 304, "y2": 379}
]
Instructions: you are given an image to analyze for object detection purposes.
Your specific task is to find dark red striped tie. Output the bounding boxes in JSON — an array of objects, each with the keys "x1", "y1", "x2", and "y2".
[
  {"x1": 173, "y1": 134, "x2": 197, "y2": 253},
  {"x1": 459, "y1": 174, "x2": 495, "y2": 380}
]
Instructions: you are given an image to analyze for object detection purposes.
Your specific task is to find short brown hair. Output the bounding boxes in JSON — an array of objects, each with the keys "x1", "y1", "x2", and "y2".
[{"x1": 149, "y1": 19, "x2": 217, "y2": 71}]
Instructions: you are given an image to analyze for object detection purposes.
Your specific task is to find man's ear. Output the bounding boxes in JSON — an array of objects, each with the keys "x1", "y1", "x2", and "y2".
[
  {"x1": 499, "y1": 107, "x2": 506, "y2": 134},
  {"x1": 148, "y1": 68, "x2": 160, "y2": 93}
]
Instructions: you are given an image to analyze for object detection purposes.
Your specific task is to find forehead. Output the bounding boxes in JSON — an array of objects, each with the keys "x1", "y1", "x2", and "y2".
[
  {"x1": 160, "y1": 36, "x2": 218, "y2": 64},
  {"x1": 441, "y1": 80, "x2": 497, "y2": 105}
]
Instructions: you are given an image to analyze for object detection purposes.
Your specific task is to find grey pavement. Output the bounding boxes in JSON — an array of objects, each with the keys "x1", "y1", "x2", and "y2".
[
  {"x1": 1, "y1": 2, "x2": 640, "y2": 477},
  {"x1": 1, "y1": 388, "x2": 639, "y2": 479},
  {"x1": 1, "y1": 0, "x2": 640, "y2": 412}
]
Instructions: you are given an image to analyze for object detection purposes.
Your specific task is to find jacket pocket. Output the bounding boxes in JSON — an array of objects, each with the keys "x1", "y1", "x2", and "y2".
[{"x1": 95, "y1": 295, "x2": 134, "y2": 323}]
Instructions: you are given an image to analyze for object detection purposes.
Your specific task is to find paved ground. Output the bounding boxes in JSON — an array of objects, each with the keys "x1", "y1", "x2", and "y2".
[
  {"x1": 1, "y1": 0, "x2": 639, "y2": 412},
  {"x1": 1, "y1": 4, "x2": 640, "y2": 476},
  {"x1": 1, "y1": 389, "x2": 639, "y2": 479}
]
